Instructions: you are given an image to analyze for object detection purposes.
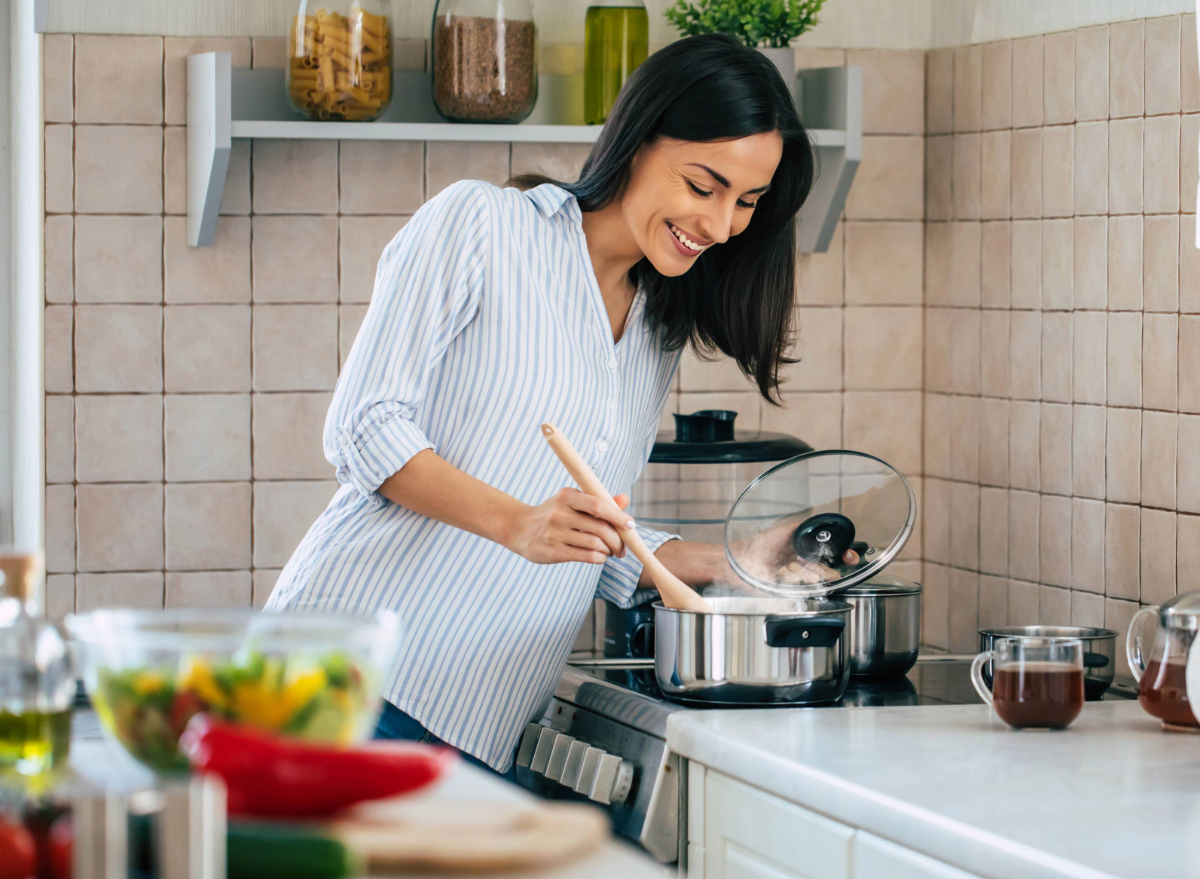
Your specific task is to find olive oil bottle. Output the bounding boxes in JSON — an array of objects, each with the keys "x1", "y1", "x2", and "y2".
[
  {"x1": 0, "y1": 551, "x2": 73, "y2": 776},
  {"x1": 584, "y1": 1, "x2": 648, "y2": 125}
]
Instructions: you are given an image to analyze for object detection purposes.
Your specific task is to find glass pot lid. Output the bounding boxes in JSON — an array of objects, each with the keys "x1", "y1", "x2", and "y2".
[{"x1": 724, "y1": 450, "x2": 917, "y2": 598}]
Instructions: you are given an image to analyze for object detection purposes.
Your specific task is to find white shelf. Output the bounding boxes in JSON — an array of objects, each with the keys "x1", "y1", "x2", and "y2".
[{"x1": 186, "y1": 54, "x2": 860, "y2": 250}]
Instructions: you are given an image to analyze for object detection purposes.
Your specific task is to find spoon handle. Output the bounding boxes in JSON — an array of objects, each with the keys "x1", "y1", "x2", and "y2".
[{"x1": 540, "y1": 423, "x2": 712, "y2": 613}]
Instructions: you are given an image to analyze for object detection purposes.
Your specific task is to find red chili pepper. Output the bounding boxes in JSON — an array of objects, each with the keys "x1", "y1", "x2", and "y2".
[{"x1": 178, "y1": 715, "x2": 457, "y2": 818}]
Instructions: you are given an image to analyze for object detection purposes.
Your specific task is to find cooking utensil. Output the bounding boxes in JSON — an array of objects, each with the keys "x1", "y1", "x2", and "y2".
[
  {"x1": 842, "y1": 576, "x2": 922, "y2": 676},
  {"x1": 1126, "y1": 591, "x2": 1200, "y2": 730},
  {"x1": 979, "y1": 626, "x2": 1117, "y2": 700},
  {"x1": 653, "y1": 596, "x2": 853, "y2": 704},
  {"x1": 66, "y1": 608, "x2": 402, "y2": 773},
  {"x1": 541, "y1": 422, "x2": 712, "y2": 613},
  {"x1": 724, "y1": 450, "x2": 917, "y2": 599}
]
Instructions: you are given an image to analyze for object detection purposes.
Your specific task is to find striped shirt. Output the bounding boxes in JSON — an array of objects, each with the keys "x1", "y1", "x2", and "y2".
[{"x1": 265, "y1": 180, "x2": 680, "y2": 770}]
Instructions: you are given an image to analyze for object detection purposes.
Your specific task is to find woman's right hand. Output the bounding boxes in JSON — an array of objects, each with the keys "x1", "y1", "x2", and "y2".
[{"x1": 504, "y1": 488, "x2": 634, "y2": 565}]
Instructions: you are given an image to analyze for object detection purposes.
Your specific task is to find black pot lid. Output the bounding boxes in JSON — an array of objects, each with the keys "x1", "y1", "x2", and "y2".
[
  {"x1": 724, "y1": 450, "x2": 916, "y2": 598},
  {"x1": 648, "y1": 410, "x2": 813, "y2": 464}
]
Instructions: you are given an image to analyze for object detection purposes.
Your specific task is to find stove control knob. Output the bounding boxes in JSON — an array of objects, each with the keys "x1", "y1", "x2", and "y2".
[
  {"x1": 588, "y1": 753, "x2": 634, "y2": 806},
  {"x1": 530, "y1": 726, "x2": 560, "y2": 774},
  {"x1": 544, "y1": 734, "x2": 575, "y2": 782},
  {"x1": 515, "y1": 723, "x2": 543, "y2": 769},
  {"x1": 572, "y1": 746, "x2": 605, "y2": 795}
]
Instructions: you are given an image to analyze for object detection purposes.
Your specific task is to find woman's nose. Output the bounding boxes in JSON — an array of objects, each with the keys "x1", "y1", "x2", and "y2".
[{"x1": 700, "y1": 204, "x2": 735, "y2": 245}]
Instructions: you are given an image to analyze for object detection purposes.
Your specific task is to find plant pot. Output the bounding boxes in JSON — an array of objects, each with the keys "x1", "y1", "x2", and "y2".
[{"x1": 756, "y1": 46, "x2": 795, "y2": 97}]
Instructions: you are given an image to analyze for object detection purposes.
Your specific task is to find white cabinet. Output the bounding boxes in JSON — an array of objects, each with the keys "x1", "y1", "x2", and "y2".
[
  {"x1": 852, "y1": 832, "x2": 979, "y2": 879},
  {"x1": 687, "y1": 764, "x2": 982, "y2": 879}
]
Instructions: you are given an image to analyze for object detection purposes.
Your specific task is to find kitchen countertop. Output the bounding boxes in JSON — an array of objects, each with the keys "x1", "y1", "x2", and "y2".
[
  {"x1": 69, "y1": 713, "x2": 667, "y2": 879},
  {"x1": 668, "y1": 700, "x2": 1200, "y2": 879}
]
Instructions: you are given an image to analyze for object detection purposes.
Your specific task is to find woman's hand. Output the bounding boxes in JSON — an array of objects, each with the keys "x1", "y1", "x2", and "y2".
[{"x1": 504, "y1": 489, "x2": 635, "y2": 565}]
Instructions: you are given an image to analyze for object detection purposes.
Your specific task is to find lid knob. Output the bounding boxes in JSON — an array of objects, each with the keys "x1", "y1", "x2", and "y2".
[
  {"x1": 791, "y1": 512, "x2": 856, "y2": 565},
  {"x1": 674, "y1": 410, "x2": 736, "y2": 443}
]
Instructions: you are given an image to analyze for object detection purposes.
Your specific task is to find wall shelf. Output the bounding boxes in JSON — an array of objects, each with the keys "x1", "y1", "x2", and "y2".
[{"x1": 186, "y1": 53, "x2": 860, "y2": 251}]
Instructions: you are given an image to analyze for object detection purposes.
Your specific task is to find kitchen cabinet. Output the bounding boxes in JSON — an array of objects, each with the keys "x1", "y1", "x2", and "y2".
[{"x1": 686, "y1": 764, "x2": 982, "y2": 879}]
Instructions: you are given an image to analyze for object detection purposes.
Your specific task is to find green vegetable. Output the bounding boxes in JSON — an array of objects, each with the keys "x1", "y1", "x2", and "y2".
[
  {"x1": 664, "y1": 0, "x2": 826, "y2": 49},
  {"x1": 227, "y1": 821, "x2": 362, "y2": 879}
]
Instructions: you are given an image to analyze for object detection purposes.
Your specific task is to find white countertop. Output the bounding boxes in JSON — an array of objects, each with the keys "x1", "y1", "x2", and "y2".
[{"x1": 668, "y1": 700, "x2": 1200, "y2": 879}]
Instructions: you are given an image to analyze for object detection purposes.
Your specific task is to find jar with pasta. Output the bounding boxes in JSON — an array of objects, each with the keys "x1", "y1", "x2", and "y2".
[
  {"x1": 287, "y1": 1, "x2": 392, "y2": 121},
  {"x1": 431, "y1": 0, "x2": 538, "y2": 123}
]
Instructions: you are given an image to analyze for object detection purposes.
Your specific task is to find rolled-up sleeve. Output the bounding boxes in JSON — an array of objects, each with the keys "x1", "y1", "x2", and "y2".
[
  {"x1": 326, "y1": 180, "x2": 490, "y2": 500},
  {"x1": 595, "y1": 525, "x2": 680, "y2": 608}
]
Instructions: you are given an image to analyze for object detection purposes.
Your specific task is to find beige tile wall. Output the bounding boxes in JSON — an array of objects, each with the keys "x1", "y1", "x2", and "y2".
[
  {"x1": 40, "y1": 34, "x2": 594, "y2": 622},
  {"x1": 924, "y1": 13, "x2": 1200, "y2": 670}
]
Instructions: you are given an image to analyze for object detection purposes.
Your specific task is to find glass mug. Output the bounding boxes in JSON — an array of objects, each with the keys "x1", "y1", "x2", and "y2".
[{"x1": 970, "y1": 637, "x2": 1085, "y2": 730}]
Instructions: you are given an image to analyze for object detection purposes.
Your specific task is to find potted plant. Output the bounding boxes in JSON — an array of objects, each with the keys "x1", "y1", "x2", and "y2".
[{"x1": 664, "y1": 0, "x2": 826, "y2": 90}]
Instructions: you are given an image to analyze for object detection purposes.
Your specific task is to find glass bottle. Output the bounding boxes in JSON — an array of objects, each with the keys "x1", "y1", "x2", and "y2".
[
  {"x1": 584, "y1": 0, "x2": 648, "y2": 125},
  {"x1": 286, "y1": 1, "x2": 393, "y2": 121},
  {"x1": 432, "y1": 0, "x2": 539, "y2": 123},
  {"x1": 0, "y1": 551, "x2": 73, "y2": 775}
]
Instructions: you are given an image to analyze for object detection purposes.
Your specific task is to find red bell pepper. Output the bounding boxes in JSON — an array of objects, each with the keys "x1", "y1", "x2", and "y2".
[{"x1": 178, "y1": 715, "x2": 457, "y2": 818}]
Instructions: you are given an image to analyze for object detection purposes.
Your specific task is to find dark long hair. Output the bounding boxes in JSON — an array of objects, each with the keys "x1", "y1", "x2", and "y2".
[{"x1": 512, "y1": 34, "x2": 815, "y2": 402}]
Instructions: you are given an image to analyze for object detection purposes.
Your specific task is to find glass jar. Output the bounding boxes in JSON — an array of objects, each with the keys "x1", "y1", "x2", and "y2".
[
  {"x1": 584, "y1": 0, "x2": 648, "y2": 125},
  {"x1": 286, "y1": 1, "x2": 393, "y2": 121},
  {"x1": 0, "y1": 550, "x2": 73, "y2": 775},
  {"x1": 432, "y1": 0, "x2": 538, "y2": 123},
  {"x1": 1126, "y1": 591, "x2": 1200, "y2": 730}
]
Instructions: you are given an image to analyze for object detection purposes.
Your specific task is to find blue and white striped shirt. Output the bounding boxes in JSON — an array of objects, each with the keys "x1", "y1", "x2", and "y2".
[{"x1": 266, "y1": 180, "x2": 680, "y2": 770}]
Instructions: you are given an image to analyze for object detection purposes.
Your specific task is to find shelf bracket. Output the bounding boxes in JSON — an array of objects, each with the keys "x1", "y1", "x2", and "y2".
[
  {"x1": 796, "y1": 66, "x2": 862, "y2": 253},
  {"x1": 187, "y1": 52, "x2": 232, "y2": 247}
]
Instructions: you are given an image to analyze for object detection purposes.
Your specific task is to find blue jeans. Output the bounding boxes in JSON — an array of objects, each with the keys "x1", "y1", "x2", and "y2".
[{"x1": 373, "y1": 701, "x2": 517, "y2": 781}]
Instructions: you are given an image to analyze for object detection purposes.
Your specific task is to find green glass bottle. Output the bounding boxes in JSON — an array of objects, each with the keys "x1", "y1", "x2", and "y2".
[{"x1": 584, "y1": 0, "x2": 648, "y2": 125}]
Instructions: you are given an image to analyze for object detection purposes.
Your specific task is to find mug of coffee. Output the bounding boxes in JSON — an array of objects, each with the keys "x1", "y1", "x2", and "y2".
[{"x1": 970, "y1": 637, "x2": 1085, "y2": 730}]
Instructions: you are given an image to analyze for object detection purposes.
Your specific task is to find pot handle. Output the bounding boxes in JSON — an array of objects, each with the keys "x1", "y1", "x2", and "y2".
[
  {"x1": 764, "y1": 616, "x2": 844, "y2": 648},
  {"x1": 1125, "y1": 606, "x2": 1158, "y2": 683},
  {"x1": 969, "y1": 651, "x2": 995, "y2": 706}
]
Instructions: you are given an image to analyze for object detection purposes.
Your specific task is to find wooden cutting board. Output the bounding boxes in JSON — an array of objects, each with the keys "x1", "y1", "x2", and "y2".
[{"x1": 332, "y1": 800, "x2": 610, "y2": 873}]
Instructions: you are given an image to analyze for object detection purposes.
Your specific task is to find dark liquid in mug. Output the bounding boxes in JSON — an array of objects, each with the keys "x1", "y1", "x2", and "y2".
[
  {"x1": 993, "y1": 662, "x2": 1084, "y2": 729},
  {"x1": 1138, "y1": 659, "x2": 1200, "y2": 729}
]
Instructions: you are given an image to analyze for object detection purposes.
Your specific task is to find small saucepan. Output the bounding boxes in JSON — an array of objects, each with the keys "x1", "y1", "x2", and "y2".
[{"x1": 978, "y1": 626, "x2": 1118, "y2": 700}]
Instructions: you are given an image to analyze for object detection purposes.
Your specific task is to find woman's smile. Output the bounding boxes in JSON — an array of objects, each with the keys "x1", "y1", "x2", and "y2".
[{"x1": 665, "y1": 220, "x2": 711, "y2": 256}]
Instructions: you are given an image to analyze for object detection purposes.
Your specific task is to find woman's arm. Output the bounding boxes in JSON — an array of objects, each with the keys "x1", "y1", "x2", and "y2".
[
  {"x1": 379, "y1": 449, "x2": 637, "y2": 565},
  {"x1": 643, "y1": 540, "x2": 732, "y2": 588}
]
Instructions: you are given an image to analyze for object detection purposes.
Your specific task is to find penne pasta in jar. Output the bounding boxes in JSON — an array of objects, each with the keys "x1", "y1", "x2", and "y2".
[{"x1": 285, "y1": 2, "x2": 392, "y2": 121}]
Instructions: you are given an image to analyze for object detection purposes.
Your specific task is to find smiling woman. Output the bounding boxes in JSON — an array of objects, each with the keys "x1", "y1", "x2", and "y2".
[{"x1": 266, "y1": 33, "x2": 816, "y2": 775}]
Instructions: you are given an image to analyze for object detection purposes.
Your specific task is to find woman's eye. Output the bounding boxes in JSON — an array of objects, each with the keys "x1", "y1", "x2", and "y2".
[
  {"x1": 737, "y1": 200, "x2": 758, "y2": 209},
  {"x1": 686, "y1": 180, "x2": 713, "y2": 198}
]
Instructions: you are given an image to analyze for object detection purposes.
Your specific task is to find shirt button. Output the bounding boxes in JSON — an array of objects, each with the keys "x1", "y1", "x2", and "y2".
[
  {"x1": 597, "y1": 440, "x2": 609, "y2": 454},
  {"x1": 607, "y1": 358, "x2": 617, "y2": 369},
  {"x1": 608, "y1": 400, "x2": 618, "y2": 411}
]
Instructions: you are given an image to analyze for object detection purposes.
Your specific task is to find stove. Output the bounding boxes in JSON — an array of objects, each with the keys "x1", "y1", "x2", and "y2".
[{"x1": 512, "y1": 655, "x2": 1136, "y2": 862}]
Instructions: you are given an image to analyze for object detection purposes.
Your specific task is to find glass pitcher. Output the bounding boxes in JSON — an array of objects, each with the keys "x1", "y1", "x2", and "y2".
[{"x1": 1126, "y1": 591, "x2": 1200, "y2": 731}]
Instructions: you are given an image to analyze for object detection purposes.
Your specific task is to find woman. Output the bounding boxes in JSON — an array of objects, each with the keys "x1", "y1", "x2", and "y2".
[{"x1": 265, "y1": 34, "x2": 816, "y2": 772}]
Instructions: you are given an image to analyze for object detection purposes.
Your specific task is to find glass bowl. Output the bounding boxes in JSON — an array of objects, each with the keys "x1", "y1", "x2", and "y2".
[{"x1": 66, "y1": 608, "x2": 402, "y2": 774}]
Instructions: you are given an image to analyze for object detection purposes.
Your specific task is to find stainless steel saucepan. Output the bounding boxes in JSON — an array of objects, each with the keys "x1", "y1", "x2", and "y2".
[{"x1": 654, "y1": 597, "x2": 853, "y2": 705}]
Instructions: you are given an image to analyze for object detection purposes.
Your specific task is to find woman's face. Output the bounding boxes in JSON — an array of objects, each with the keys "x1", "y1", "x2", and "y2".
[{"x1": 622, "y1": 132, "x2": 784, "y2": 276}]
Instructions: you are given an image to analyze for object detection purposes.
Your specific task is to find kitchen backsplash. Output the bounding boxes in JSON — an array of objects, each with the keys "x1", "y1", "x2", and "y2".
[{"x1": 41, "y1": 19, "x2": 1198, "y2": 669}]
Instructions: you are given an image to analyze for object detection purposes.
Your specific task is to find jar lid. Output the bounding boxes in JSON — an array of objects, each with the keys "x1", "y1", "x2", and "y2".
[
  {"x1": 724, "y1": 450, "x2": 916, "y2": 598},
  {"x1": 648, "y1": 410, "x2": 813, "y2": 464},
  {"x1": 1160, "y1": 590, "x2": 1200, "y2": 631},
  {"x1": 838, "y1": 574, "x2": 922, "y2": 597}
]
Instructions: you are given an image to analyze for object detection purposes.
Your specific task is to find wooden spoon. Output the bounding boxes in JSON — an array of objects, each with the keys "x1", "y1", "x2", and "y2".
[{"x1": 541, "y1": 422, "x2": 714, "y2": 613}]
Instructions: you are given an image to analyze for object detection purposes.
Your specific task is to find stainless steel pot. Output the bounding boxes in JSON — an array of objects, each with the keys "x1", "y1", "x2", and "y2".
[
  {"x1": 841, "y1": 576, "x2": 922, "y2": 676},
  {"x1": 653, "y1": 597, "x2": 852, "y2": 705},
  {"x1": 978, "y1": 625, "x2": 1118, "y2": 700}
]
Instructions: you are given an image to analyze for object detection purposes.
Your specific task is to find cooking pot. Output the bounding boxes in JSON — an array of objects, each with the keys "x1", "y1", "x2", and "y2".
[
  {"x1": 842, "y1": 576, "x2": 922, "y2": 676},
  {"x1": 649, "y1": 449, "x2": 918, "y2": 704},
  {"x1": 980, "y1": 626, "x2": 1118, "y2": 701},
  {"x1": 654, "y1": 597, "x2": 853, "y2": 704}
]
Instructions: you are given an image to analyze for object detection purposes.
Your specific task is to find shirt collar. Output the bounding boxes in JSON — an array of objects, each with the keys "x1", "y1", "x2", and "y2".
[{"x1": 525, "y1": 182, "x2": 577, "y2": 219}]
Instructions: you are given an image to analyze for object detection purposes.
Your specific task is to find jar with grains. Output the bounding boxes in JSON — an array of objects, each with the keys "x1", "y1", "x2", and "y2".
[
  {"x1": 432, "y1": 0, "x2": 538, "y2": 123},
  {"x1": 286, "y1": 1, "x2": 392, "y2": 121}
]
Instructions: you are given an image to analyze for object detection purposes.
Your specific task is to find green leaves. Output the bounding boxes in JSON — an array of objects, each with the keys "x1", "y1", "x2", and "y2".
[{"x1": 664, "y1": 0, "x2": 826, "y2": 49}]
